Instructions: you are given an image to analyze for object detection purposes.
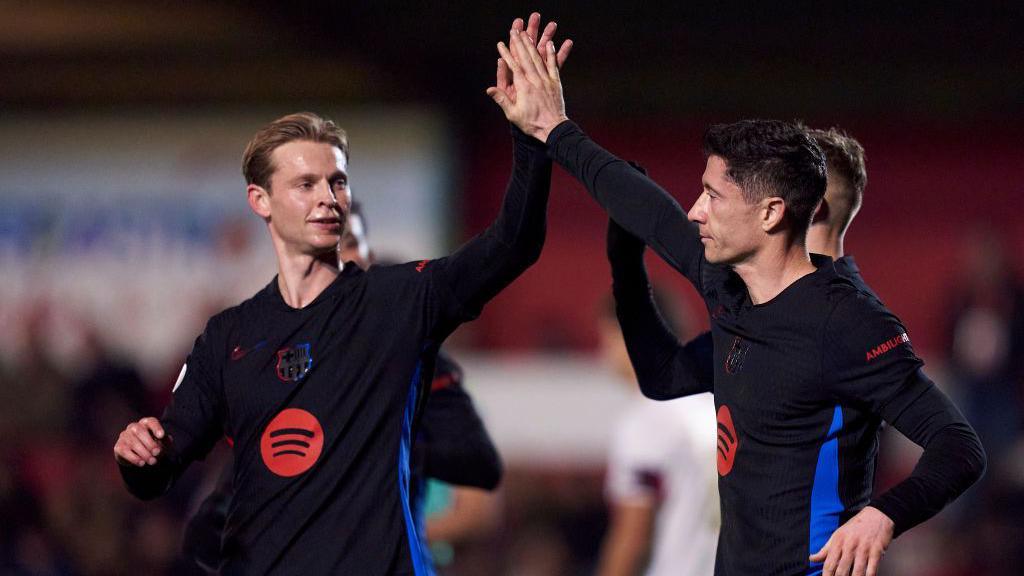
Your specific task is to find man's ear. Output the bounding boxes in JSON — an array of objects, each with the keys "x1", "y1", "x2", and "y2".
[
  {"x1": 248, "y1": 184, "x2": 271, "y2": 220},
  {"x1": 761, "y1": 196, "x2": 786, "y2": 233}
]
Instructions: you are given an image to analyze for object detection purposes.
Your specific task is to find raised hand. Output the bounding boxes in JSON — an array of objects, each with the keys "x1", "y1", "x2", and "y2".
[
  {"x1": 518, "y1": 12, "x2": 573, "y2": 69},
  {"x1": 488, "y1": 12, "x2": 572, "y2": 140},
  {"x1": 487, "y1": 24, "x2": 569, "y2": 142},
  {"x1": 114, "y1": 416, "x2": 169, "y2": 467}
]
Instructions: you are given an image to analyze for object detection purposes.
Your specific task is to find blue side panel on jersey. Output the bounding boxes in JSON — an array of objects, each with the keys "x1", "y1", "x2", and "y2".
[
  {"x1": 807, "y1": 405, "x2": 844, "y2": 575},
  {"x1": 399, "y1": 360, "x2": 432, "y2": 576}
]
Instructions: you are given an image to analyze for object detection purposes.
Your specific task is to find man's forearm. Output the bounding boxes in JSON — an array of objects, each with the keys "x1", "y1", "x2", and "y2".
[
  {"x1": 871, "y1": 374, "x2": 987, "y2": 536},
  {"x1": 119, "y1": 458, "x2": 178, "y2": 501},
  {"x1": 547, "y1": 120, "x2": 704, "y2": 283},
  {"x1": 870, "y1": 421, "x2": 985, "y2": 536},
  {"x1": 609, "y1": 221, "x2": 713, "y2": 399},
  {"x1": 443, "y1": 126, "x2": 551, "y2": 315}
]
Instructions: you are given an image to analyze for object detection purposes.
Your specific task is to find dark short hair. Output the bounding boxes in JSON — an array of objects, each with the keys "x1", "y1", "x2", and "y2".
[
  {"x1": 807, "y1": 126, "x2": 866, "y2": 205},
  {"x1": 242, "y1": 112, "x2": 349, "y2": 190},
  {"x1": 703, "y1": 119, "x2": 827, "y2": 238}
]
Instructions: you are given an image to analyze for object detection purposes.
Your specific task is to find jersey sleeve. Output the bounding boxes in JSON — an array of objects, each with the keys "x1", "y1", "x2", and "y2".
[
  {"x1": 867, "y1": 373, "x2": 986, "y2": 536},
  {"x1": 608, "y1": 219, "x2": 714, "y2": 400},
  {"x1": 823, "y1": 294, "x2": 986, "y2": 536},
  {"x1": 119, "y1": 318, "x2": 227, "y2": 500},
  {"x1": 420, "y1": 125, "x2": 551, "y2": 340},
  {"x1": 822, "y1": 293, "x2": 925, "y2": 417},
  {"x1": 418, "y1": 356, "x2": 503, "y2": 490},
  {"x1": 547, "y1": 120, "x2": 706, "y2": 290}
]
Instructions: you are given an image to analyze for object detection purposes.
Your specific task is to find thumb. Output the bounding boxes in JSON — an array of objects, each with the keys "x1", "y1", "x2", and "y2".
[
  {"x1": 809, "y1": 540, "x2": 831, "y2": 563},
  {"x1": 486, "y1": 87, "x2": 512, "y2": 115}
]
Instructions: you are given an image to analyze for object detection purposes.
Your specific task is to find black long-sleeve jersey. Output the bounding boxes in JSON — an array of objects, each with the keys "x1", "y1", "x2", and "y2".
[
  {"x1": 120, "y1": 127, "x2": 549, "y2": 576},
  {"x1": 181, "y1": 350, "x2": 502, "y2": 575},
  {"x1": 549, "y1": 121, "x2": 985, "y2": 576},
  {"x1": 607, "y1": 220, "x2": 882, "y2": 400}
]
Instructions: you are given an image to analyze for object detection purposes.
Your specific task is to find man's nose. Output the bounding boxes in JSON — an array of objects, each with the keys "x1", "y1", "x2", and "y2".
[
  {"x1": 317, "y1": 180, "x2": 338, "y2": 207},
  {"x1": 687, "y1": 196, "x2": 705, "y2": 223}
]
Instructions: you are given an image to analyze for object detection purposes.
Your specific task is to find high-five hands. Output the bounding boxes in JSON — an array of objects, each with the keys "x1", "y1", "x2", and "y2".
[{"x1": 486, "y1": 12, "x2": 572, "y2": 142}]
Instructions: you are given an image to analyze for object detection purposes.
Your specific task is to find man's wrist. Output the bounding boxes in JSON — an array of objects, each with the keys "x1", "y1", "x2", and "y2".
[
  {"x1": 864, "y1": 505, "x2": 896, "y2": 535},
  {"x1": 533, "y1": 116, "x2": 569, "y2": 143}
]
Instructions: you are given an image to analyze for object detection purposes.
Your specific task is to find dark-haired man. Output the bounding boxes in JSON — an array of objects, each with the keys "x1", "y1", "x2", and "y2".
[{"x1": 489, "y1": 31, "x2": 984, "y2": 576}]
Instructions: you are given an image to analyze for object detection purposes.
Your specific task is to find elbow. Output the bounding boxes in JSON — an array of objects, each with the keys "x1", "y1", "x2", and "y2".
[
  {"x1": 950, "y1": 421, "x2": 988, "y2": 486},
  {"x1": 481, "y1": 453, "x2": 504, "y2": 491},
  {"x1": 637, "y1": 376, "x2": 675, "y2": 401},
  {"x1": 472, "y1": 445, "x2": 504, "y2": 491},
  {"x1": 517, "y1": 228, "x2": 546, "y2": 268},
  {"x1": 968, "y1": 430, "x2": 988, "y2": 486}
]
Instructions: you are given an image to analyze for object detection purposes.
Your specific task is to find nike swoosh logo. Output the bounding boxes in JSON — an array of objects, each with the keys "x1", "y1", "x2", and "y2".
[{"x1": 231, "y1": 340, "x2": 267, "y2": 361}]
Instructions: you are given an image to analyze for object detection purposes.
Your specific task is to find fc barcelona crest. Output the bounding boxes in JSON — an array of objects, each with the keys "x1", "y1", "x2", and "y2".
[
  {"x1": 276, "y1": 343, "x2": 312, "y2": 383},
  {"x1": 724, "y1": 336, "x2": 750, "y2": 375}
]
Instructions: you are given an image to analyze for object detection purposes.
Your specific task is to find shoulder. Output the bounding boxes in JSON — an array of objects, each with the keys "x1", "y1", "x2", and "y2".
[
  {"x1": 826, "y1": 284, "x2": 903, "y2": 331},
  {"x1": 207, "y1": 283, "x2": 271, "y2": 331},
  {"x1": 364, "y1": 258, "x2": 442, "y2": 289},
  {"x1": 823, "y1": 285, "x2": 920, "y2": 371}
]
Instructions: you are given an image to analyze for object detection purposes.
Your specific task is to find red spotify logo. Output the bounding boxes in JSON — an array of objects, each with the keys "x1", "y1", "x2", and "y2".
[
  {"x1": 260, "y1": 409, "x2": 324, "y2": 477},
  {"x1": 716, "y1": 404, "x2": 739, "y2": 477}
]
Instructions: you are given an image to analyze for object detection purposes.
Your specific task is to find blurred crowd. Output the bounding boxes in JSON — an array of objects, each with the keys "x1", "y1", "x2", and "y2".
[{"x1": 1, "y1": 227, "x2": 1022, "y2": 575}]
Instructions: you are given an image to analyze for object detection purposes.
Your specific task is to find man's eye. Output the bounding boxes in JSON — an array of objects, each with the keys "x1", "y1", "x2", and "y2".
[{"x1": 332, "y1": 179, "x2": 348, "y2": 189}]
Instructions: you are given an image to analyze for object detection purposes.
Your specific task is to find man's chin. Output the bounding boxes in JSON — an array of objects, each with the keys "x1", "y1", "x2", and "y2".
[{"x1": 310, "y1": 240, "x2": 342, "y2": 256}]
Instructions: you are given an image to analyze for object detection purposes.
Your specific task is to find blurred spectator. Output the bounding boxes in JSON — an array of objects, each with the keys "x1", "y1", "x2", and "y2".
[
  {"x1": 0, "y1": 301, "x2": 71, "y2": 444},
  {"x1": 944, "y1": 228, "x2": 1024, "y2": 466},
  {"x1": 594, "y1": 292, "x2": 718, "y2": 576}
]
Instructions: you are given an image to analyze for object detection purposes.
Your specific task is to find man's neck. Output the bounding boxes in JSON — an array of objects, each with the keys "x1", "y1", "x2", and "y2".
[
  {"x1": 733, "y1": 242, "x2": 817, "y2": 305},
  {"x1": 806, "y1": 225, "x2": 844, "y2": 260},
  {"x1": 275, "y1": 249, "x2": 341, "y2": 309}
]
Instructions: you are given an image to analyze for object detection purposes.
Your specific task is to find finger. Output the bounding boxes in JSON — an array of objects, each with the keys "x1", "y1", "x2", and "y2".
[
  {"x1": 525, "y1": 12, "x2": 540, "y2": 44},
  {"x1": 519, "y1": 29, "x2": 548, "y2": 81},
  {"x1": 125, "y1": 434, "x2": 158, "y2": 465},
  {"x1": 556, "y1": 39, "x2": 573, "y2": 69},
  {"x1": 852, "y1": 547, "x2": 869, "y2": 576},
  {"x1": 512, "y1": 30, "x2": 544, "y2": 84},
  {"x1": 497, "y1": 42, "x2": 518, "y2": 76},
  {"x1": 544, "y1": 41, "x2": 559, "y2": 80},
  {"x1": 538, "y1": 21, "x2": 557, "y2": 49},
  {"x1": 496, "y1": 57, "x2": 511, "y2": 92},
  {"x1": 823, "y1": 547, "x2": 840, "y2": 576},
  {"x1": 131, "y1": 423, "x2": 160, "y2": 454},
  {"x1": 511, "y1": 17, "x2": 524, "y2": 34},
  {"x1": 809, "y1": 541, "x2": 829, "y2": 563},
  {"x1": 114, "y1": 441, "x2": 144, "y2": 467},
  {"x1": 485, "y1": 86, "x2": 512, "y2": 114},
  {"x1": 865, "y1": 549, "x2": 881, "y2": 576},
  {"x1": 141, "y1": 417, "x2": 165, "y2": 440},
  {"x1": 835, "y1": 546, "x2": 854, "y2": 576}
]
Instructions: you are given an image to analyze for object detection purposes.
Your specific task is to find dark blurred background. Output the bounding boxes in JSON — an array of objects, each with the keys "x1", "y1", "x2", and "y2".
[{"x1": 1, "y1": 2, "x2": 1022, "y2": 575}]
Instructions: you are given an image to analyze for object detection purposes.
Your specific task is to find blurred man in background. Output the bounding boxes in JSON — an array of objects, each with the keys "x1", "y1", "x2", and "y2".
[{"x1": 596, "y1": 287, "x2": 718, "y2": 576}]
